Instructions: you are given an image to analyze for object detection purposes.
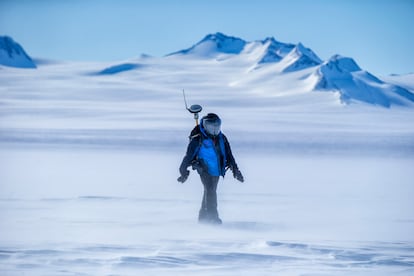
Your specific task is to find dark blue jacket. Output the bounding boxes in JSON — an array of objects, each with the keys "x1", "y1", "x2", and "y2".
[{"x1": 179, "y1": 125, "x2": 239, "y2": 177}]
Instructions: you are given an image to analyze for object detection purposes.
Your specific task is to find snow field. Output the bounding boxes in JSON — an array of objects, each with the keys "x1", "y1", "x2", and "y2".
[
  {"x1": 0, "y1": 148, "x2": 413, "y2": 275},
  {"x1": 1, "y1": 45, "x2": 414, "y2": 274}
]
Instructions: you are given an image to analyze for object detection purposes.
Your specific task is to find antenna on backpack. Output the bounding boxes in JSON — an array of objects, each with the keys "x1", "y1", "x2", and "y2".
[{"x1": 182, "y1": 89, "x2": 202, "y2": 125}]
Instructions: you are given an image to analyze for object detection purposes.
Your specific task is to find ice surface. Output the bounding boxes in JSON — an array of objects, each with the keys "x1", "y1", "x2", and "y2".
[
  {"x1": 1, "y1": 149, "x2": 413, "y2": 275},
  {"x1": 1, "y1": 52, "x2": 414, "y2": 275}
]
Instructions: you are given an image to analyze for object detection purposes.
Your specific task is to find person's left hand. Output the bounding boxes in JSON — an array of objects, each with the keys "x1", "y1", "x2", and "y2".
[{"x1": 233, "y1": 168, "x2": 244, "y2": 183}]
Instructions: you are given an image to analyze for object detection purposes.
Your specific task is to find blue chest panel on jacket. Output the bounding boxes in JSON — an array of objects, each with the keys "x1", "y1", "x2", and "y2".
[{"x1": 198, "y1": 138, "x2": 220, "y2": 176}]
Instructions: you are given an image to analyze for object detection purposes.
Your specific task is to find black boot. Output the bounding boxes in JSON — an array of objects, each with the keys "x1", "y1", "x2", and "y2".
[
  {"x1": 209, "y1": 216, "x2": 222, "y2": 225},
  {"x1": 198, "y1": 207, "x2": 209, "y2": 223}
]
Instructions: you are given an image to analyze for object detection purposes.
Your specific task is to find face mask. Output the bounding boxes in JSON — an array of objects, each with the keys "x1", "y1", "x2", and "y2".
[{"x1": 203, "y1": 120, "x2": 221, "y2": 136}]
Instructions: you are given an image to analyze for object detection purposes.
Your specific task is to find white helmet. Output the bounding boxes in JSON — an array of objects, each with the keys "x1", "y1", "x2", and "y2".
[{"x1": 202, "y1": 113, "x2": 221, "y2": 136}]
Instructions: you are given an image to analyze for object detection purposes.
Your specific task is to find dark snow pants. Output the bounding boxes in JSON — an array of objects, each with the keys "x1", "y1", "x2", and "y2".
[{"x1": 198, "y1": 172, "x2": 221, "y2": 223}]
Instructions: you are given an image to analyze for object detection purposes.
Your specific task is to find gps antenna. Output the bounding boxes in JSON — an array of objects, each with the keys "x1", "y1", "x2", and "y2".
[{"x1": 182, "y1": 89, "x2": 202, "y2": 125}]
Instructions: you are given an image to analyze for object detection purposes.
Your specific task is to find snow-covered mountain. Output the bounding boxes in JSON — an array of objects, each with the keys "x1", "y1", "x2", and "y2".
[
  {"x1": 311, "y1": 55, "x2": 414, "y2": 107},
  {"x1": 0, "y1": 36, "x2": 36, "y2": 68},
  {"x1": 253, "y1": 37, "x2": 295, "y2": 64},
  {"x1": 167, "y1": 32, "x2": 246, "y2": 57},
  {"x1": 6, "y1": 31, "x2": 412, "y2": 107},
  {"x1": 278, "y1": 42, "x2": 322, "y2": 73},
  {"x1": 165, "y1": 32, "x2": 413, "y2": 107}
]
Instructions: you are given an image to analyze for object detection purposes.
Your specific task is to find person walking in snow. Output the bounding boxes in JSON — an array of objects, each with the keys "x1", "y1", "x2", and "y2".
[{"x1": 178, "y1": 113, "x2": 244, "y2": 224}]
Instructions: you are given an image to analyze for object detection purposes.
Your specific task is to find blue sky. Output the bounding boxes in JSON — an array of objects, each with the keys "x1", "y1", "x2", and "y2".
[{"x1": 1, "y1": 0, "x2": 413, "y2": 75}]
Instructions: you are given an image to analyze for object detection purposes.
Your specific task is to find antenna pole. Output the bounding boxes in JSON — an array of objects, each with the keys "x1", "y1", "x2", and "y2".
[
  {"x1": 182, "y1": 89, "x2": 189, "y2": 110},
  {"x1": 182, "y1": 89, "x2": 202, "y2": 126},
  {"x1": 195, "y1": 113, "x2": 199, "y2": 126}
]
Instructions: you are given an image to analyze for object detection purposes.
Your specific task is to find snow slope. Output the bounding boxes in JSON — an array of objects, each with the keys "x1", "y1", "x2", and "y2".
[
  {"x1": 0, "y1": 34, "x2": 414, "y2": 275},
  {"x1": 311, "y1": 55, "x2": 414, "y2": 107},
  {"x1": 166, "y1": 33, "x2": 414, "y2": 107},
  {"x1": 279, "y1": 42, "x2": 322, "y2": 73},
  {"x1": 381, "y1": 73, "x2": 414, "y2": 93},
  {"x1": 258, "y1": 37, "x2": 295, "y2": 62},
  {"x1": 0, "y1": 36, "x2": 36, "y2": 68},
  {"x1": 94, "y1": 63, "x2": 145, "y2": 75}
]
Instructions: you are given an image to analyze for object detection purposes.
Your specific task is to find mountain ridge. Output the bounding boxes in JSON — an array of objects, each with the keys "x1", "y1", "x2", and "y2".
[
  {"x1": 165, "y1": 32, "x2": 414, "y2": 107},
  {"x1": 166, "y1": 32, "x2": 247, "y2": 57},
  {"x1": 0, "y1": 36, "x2": 36, "y2": 68},
  {"x1": 311, "y1": 55, "x2": 414, "y2": 107},
  {"x1": 3, "y1": 33, "x2": 413, "y2": 108}
]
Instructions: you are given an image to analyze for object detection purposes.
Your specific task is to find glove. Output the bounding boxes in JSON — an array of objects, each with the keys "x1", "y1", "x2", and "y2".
[
  {"x1": 191, "y1": 160, "x2": 204, "y2": 174},
  {"x1": 233, "y1": 168, "x2": 244, "y2": 183},
  {"x1": 177, "y1": 170, "x2": 190, "y2": 183}
]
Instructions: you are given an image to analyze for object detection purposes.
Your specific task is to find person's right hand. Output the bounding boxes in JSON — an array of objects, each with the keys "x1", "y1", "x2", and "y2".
[{"x1": 177, "y1": 170, "x2": 190, "y2": 183}]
